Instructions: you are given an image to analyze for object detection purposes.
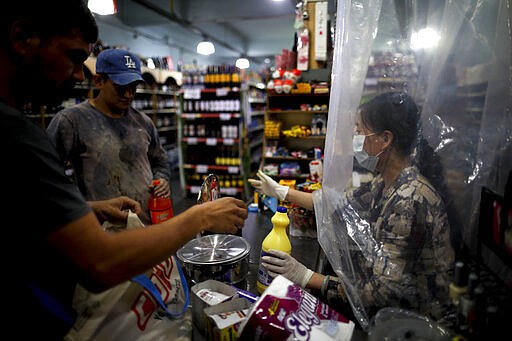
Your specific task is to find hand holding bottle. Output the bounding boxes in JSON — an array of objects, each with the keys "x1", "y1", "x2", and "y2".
[
  {"x1": 248, "y1": 170, "x2": 289, "y2": 201},
  {"x1": 261, "y1": 249, "x2": 314, "y2": 288},
  {"x1": 149, "y1": 178, "x2": 171, "y2": 197}
]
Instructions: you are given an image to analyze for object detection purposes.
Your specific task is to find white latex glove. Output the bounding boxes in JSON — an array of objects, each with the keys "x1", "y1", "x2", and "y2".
[
  {"x1": 261, "y1": 249, "x2": 313, "y2": 288},
  {"x1": 248, "y1": 170, "x2": 289, "y2": 201}
]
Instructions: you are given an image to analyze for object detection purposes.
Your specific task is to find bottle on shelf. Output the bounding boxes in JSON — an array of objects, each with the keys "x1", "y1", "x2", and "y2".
[
  {"x1": 459, "y1": 272, "x2": 479, "y2": 319},
  {"x1": 257, "y1": 206, "x2": 292, "y2": 294},
  {"x1": 449, "y1": 261, "x2": 469, "y2": 306},
  {"x1": 148, "y1": 179, "x2": 174, "y2": 224}
]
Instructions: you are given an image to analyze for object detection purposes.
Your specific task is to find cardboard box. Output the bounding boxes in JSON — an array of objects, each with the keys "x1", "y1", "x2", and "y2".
[
  {"x1": 191, "y1": 280, "x2": 238, "y2": 335},
  {"x1": 304, "y1": 0, "x2": 329, "y2": 69},
  {"x1": 204, "y1": 298, "x2": 253, "y2": 341}
]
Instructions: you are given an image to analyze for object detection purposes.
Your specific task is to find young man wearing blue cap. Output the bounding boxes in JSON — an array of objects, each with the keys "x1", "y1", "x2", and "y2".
[{"x1": 47, "y1": 48, "x2": 171, "y2": 224}]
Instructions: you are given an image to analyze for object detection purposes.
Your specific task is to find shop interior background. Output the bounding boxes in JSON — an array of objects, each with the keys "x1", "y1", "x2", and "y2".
[{"x1": 91, "y1": 0, "x2": 511, "y2": 285}]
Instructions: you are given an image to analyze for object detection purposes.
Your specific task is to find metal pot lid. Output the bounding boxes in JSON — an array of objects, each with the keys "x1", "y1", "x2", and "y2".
[{"x1": 177, "y1": 234, "x2": 251, "y2": 266}]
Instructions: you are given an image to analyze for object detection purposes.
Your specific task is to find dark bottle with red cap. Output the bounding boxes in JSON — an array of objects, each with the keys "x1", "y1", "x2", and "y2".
[{"x1": 148, "y1": 179, "x2": 173, "y2": 223}]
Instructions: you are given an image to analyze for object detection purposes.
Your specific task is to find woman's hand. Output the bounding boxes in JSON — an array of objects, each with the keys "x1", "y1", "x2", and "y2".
[
  {"x1": 248, "y1": 170, "x2": 289, "y2": 201},
  {"x1": 261, "y1": 249, "x2": 314, "y2": 288}
]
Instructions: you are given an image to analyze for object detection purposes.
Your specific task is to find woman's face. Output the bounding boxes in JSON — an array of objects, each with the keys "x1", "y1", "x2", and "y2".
[{"x1": 355, "y1": 113, "x2": 384, "y2": 157}]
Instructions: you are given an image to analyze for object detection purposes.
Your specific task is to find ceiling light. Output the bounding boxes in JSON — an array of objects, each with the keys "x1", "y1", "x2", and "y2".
[
  {"x1": 235, "y1": 58, "x2": 250, "y2": 70},
  {"x1": 196, "y1": 40, "x2": 215, "y2": 55},
  {"x1": 88, "y1": 0, "x2": 117, "y2": 15},
  {"x1": 411, "y1": 28, "x2": 441, "y2": 50}
]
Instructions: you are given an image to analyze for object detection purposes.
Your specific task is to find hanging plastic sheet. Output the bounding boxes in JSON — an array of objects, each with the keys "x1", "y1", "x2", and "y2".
[{"x1": 314, "y1": 0, "x2": 511, "y2": 331}]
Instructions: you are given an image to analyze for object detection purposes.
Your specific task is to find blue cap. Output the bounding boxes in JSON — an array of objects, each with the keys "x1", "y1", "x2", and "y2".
[{"x1": 95, "y1": 49, "x2": 145, "y2": 86}]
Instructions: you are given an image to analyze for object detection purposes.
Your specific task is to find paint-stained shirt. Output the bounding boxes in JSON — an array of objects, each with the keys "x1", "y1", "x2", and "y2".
[{"x1": 47, "y1": 101, "x2": 170, "y2": 224}]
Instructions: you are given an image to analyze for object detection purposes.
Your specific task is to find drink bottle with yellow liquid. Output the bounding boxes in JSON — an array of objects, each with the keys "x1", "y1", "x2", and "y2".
[{"x1": 257, "y1": 206, "x2": 291, "y2": 294}]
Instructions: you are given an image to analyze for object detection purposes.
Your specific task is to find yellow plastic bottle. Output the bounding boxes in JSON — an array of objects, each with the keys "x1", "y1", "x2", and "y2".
[{"x1": 257, "y1": 206, "x2": 292, "y2": 294}]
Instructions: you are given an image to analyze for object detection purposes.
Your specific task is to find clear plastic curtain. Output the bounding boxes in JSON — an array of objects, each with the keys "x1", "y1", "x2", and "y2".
[{"x1": 315, "y1": 0, "x2": 512, "y2": 331}]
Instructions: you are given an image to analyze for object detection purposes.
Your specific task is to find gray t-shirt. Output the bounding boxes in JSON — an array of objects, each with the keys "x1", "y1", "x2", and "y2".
[{"x1": 47, "y1": 100, "x2": 170, "y2": 224}]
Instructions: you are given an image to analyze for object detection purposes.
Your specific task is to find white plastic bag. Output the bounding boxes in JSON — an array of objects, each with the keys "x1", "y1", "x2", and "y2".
[{"x1": 65, "y1": 212, "x2": 191, "y2": 341}]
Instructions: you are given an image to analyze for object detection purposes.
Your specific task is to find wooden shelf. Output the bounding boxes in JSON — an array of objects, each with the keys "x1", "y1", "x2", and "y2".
[{"x1": 261, "y1": 92, "x2": 329, "y2": 184}]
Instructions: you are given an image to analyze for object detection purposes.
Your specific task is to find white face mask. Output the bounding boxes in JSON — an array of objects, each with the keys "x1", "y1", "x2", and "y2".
[{"x1": 353, "y1": 134, "x2": 381, "y2": 172}]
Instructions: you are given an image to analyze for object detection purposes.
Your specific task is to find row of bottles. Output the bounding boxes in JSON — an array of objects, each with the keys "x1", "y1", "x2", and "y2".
[
  {"x1": 184, "y1": 145, "x2": 240, "y2": 166},
  {"x1": 186, "y1": 173, "x2": 244, "y2": 188},
  {"x1": 155, "y1": 115, "x2": 174, "y2": 129},
  {"x1": 181, "y1": 64, "x2": 241, "y2": 90},
  {"x1": 448, "y1": 260, "x2": 505, "y2": 339},
  {"x1": 132, "y1": 97, "x2": 176, "y2": 111},
  {"x1": 183, "y1": 99, "x2": 240, "y2": 113},
  {"x1": 183, "y1": 121, "x2": 238, "y2": 138}
]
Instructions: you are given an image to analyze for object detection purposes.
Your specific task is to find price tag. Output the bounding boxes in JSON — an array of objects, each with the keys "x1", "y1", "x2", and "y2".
[
  {"x1": 205, "y1": 138, "x2": 217, "y2": 146},
  {"x1": 183, "y1": 88, "x2": 201, "y2": 99},
  {"x1": 196, "y1": 165, "x2": 208, "y2": 173},
  {"x1": 186, "y1": 137, "x2": 198, "y2": 145},
  {"x1": 219, "y1": 113, "x2": 231, "y2": 121},
  {"x1": 227, "y1": 166, "x2": 239, "y2": 174},
  {"x1": 182, "y1": 113, "x2": 196, "y2": 119},
  {"x1": 216, "y1": 88, "x2": 228, "y2": 97},
  {"x1": 223, "y1": 138, "x2": 234, "y2": 145}
]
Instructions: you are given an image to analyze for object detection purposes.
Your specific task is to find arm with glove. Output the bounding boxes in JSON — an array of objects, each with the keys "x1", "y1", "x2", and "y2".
[
  {"x1": 261, "y1": 249, "x2": 347, "y2": 302},
  {"x1": 248, "y1": 170, "x2": 314, "y2": 210}
]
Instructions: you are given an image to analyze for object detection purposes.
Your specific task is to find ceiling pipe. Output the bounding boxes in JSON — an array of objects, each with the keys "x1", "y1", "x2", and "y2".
[{"x1": 131, "y1": 0, "x2": 261, "y2": 63}]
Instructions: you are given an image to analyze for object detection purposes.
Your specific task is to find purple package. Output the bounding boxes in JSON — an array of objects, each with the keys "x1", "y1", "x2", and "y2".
[{"x1": 238, "y1": 275, "x2": 354, "y2": 340}]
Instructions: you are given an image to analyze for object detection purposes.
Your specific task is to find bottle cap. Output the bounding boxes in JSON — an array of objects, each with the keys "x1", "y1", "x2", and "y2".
[
  {"x1": 277, "y1": 206, "x2": 287, "y2": 213},
  {"x1": 152, "y1": 179, "x2": 161, "y2": 186}
]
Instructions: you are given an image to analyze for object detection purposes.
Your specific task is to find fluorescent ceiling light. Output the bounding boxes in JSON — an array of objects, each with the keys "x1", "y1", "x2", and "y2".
[
  {"x1": 88, "y1": 0, "x2": 117, "y2": 15},
  {"x1": 235, "y1": 58, "x2": 250, "y2": 69},
  {"x1": 197, "y1": 41, "x2": 215, "y2": 55}
]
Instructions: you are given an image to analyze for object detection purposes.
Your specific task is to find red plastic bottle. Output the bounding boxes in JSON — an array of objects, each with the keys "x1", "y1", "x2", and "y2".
[{"x1": 148, "y1": 179, "x2": 173, "y2": 223}]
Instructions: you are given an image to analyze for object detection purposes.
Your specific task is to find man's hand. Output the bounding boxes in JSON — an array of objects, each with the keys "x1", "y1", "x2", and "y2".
[
  {"x1": 198, "y1": 197, "x2": 248, "y2": 234},
  {"x1": 149, "y1": 178, "x2": 171, "y2": 197},
  {"x1": 248, "y1": 170, "x2": 289, "y2": 201},
  {"x1": 89, "y1": 196, "x2": 142, "y2": 225},
  {"x1": 261, "y1": 249, "x2": 314, "y2": 288}
]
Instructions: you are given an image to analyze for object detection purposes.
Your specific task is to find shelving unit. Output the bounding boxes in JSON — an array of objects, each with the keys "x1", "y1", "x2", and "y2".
[
  {"x1": 261, "y1": 92, "x2": 329, "y2": 184},
  {"x1": 23, "y1": 78, "x2": 95, "y2": 129},
  {"x1": 132, "y1": 88, "x2": 179, "y2": 169},
  {"x1": 244, "y1": 81, "x2": 266, "y2": 177},
  {"x1": 362, "y1": 51, "x2": 417, "y2": 103},
  {"x1": 178, "y1": 87, "x2": 247, "y2": 200},
  {"x1": 24, "y1": 56, "x2": 182, "y2": 171}
]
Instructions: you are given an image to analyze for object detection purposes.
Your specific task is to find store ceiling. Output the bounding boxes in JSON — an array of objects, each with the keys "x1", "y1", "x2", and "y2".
[
  {"x1": 112, "y1": 0, "x2": 336, "y2": 64},
  {"x1": 105, "y1": 1, "x2": 446, "y2": 66}
]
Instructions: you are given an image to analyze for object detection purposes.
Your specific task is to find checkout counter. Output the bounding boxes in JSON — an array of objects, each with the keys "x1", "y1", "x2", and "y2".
[{"x1": 187, "y1": 208, "x2": 367, "y2": 340}]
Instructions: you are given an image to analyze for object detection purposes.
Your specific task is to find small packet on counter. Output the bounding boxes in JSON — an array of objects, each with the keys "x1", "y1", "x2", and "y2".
[
  {"x1": 237, "y1": 275, "x2": 355, "y2": 340},
  {"x1": 196, "y1": 288, "x2": 232, "y2": 306}
]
